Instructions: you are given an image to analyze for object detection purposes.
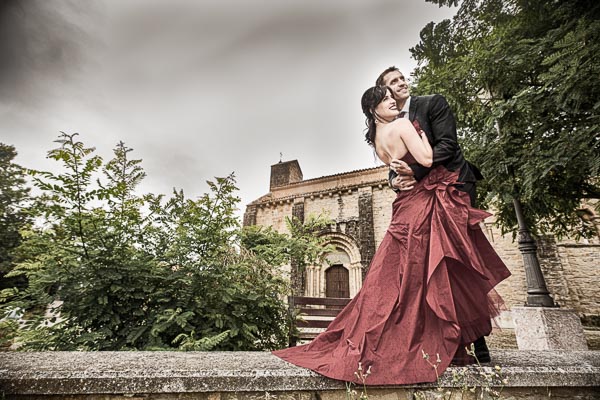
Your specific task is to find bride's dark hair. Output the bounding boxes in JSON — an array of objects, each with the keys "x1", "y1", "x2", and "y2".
[{"x1": 361, "y1": 85, "x2": 391, "y2": 147}]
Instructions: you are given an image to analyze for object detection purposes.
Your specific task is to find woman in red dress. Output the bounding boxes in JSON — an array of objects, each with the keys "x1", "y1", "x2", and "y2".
[{"x1": 273, "y1": 86, "x2": 511, "y2": 385}]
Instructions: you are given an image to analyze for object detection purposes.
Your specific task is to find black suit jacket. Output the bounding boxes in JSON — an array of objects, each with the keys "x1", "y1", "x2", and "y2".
[{"x1": 389, "y1": 94, "x2": 482, "y2": 186}]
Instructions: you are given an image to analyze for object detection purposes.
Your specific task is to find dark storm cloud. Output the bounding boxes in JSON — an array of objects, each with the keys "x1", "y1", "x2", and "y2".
[{"x1": 0, "y1": 0, "x2": 103, "y2": 106}]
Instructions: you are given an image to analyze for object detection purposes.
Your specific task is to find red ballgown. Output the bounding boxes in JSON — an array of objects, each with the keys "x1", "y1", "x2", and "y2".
[{"x1": 273, "y1": 166, "x2": 511, "y2": 385}]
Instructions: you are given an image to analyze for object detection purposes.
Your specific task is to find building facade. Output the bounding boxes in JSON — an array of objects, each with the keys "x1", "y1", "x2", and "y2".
[{"x1": 244, "y1": 160, "x2": 600, "y2": 322}]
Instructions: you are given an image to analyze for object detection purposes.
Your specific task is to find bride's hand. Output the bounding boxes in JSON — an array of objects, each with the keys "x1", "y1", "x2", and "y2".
[{"x1": 390, "y1": 159, "x2": 414, "y2": 176}]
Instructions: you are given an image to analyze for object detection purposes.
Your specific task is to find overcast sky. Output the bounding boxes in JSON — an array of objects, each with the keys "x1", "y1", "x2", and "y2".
[{"x1": 0, "y1": 0, "x2": 456, "y2": 220}]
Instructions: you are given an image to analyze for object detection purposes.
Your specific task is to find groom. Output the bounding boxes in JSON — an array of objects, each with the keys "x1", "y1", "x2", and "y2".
[{"x1": 375, "y1": 66, "x2": 489, "y2": 362}]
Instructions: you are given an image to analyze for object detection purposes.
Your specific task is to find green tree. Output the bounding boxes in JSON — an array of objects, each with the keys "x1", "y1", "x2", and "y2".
[
  {"x1": 8, "y1": 134, "x2": 160, "y2": 350},
  {"x1": 411, "y1": 0, "x2": 600, "y2": 237},
  {"x1": 140, "y1": 174, "x2": 289, "y2": 351},
  {"x1": 241, "y1": 214, "x2": 334, "y2": 346},
  {"x1": 241, "y1": 214, "x2": 334, "y2": 296},
  {"x1": 5, "y1": 133, "x2": 290, "y2": 351},
  {"x1": 0, "y1": 144, "x2": 30, "y2": 298}
]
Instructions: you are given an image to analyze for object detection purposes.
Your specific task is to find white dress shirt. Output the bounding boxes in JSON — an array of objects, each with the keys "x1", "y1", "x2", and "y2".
[{"x1": 399, "y1": 97, "x2": 411, "y2": 119}]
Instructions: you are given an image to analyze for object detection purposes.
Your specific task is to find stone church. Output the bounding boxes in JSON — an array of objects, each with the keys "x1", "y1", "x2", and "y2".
[{"x1": 243, "y1": 160, "x2": 600, "y2": 322}]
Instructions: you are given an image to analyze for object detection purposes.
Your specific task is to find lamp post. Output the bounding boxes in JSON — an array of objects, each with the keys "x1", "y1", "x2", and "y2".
[{"x1": 513, "y1": 198, "x2": 557, "y2": 307}]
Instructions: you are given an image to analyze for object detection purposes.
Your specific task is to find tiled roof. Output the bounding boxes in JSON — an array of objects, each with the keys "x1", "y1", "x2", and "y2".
[
  {"x1": 247, "y1": 164, "x2": 389, "y2": 206},
  {"x1": 297, "y1": 164, "x2": 386, "y2": 185}
]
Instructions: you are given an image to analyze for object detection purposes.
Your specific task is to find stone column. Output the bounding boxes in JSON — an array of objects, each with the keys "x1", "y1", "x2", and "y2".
[
  {"x1": 290, "y1": 199, "x2": 305, "y2": 296},
  {"x1": 292, "y1": 199, "x2": 305, "y2": 224},
  {"x1": 349, "y1": 262, "x2": 363, "y2": 297},
  {"x1": 314, "y1": 265, "x2": 321, "y2": 297},
  {"x1": 243, "y1": 204, "x2": 257, "y2": 227},
  {"x1": 305, "y1": 266, "x2": 313, "y2": 297},
  {"x1": 358, "y1": 187, "x2": 375, "y2": 279}
]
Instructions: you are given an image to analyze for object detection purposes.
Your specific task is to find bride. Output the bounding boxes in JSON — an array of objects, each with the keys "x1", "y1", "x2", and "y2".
[
  {"x1": 364, "y1": 86, "x2": 433, "y2": 170},
  {"x1": 273, "y1": 85, "x2": 510, "y2": 385}
]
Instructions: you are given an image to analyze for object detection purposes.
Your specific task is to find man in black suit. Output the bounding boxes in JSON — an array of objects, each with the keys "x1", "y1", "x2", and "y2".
[{"x1": 375, "y1": 66, "x2": 489, "y2": 362}]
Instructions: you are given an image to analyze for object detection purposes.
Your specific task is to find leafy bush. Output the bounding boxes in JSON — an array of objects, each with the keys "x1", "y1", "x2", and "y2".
[{"x1": 2, "y1": 133, "x2": 290, "y2": 351}]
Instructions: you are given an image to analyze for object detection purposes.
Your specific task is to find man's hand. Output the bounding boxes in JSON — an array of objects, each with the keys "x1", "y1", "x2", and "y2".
[
  {"x1": 390, "y1": 159, "x2": 416, "y2": 191},
  {"x1": 391, "y1": 175, "x2": 416, "y2": 191},
  {"x1": 390, "y1": 159, "x2": 413, "y2": 176}
]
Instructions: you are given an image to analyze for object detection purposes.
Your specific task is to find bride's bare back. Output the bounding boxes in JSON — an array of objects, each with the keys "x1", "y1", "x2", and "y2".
[
  {"x1": 374, "y1": 118, "x2": 433, "y2": 167},
  {"x1": 375, "y1": 119, "x2": 412, "y2": 164}
]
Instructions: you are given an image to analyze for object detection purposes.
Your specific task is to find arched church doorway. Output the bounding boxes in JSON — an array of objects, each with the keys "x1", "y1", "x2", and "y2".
[
  {"x1": 305, "y1": 232, "x2": 363, "y2": 298},
  {"x1": 325, "y1": 264, "x2": 350, "y2": 298}
]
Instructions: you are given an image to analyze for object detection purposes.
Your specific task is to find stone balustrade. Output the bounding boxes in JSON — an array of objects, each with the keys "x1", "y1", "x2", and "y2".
[{"x1": 1, "y1": 350, "x2": 599, "y2": 399}]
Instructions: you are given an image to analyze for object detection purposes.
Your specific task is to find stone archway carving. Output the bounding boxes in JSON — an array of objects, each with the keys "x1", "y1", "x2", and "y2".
[{"x1": 305, "y1": 232, "x2": 363, "y2": 298}]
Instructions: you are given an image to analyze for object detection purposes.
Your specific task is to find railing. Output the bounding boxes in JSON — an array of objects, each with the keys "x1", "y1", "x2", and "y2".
[{"x1": 288, "y1": 296, "x2": 351, "y2": 344}]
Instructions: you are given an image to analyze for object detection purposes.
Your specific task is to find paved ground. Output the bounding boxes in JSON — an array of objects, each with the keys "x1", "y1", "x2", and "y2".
[
  {"x1": 299, "y1": 327, "x2": 600, "y2": 350},
  {"x1": 487, "y1": 327, "x2": 600, "y2": 350}
]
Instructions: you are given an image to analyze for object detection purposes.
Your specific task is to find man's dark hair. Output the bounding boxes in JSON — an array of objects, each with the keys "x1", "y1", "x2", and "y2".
[{"x1": 375, "y1": 66, "x2": 400, "y2": 86}]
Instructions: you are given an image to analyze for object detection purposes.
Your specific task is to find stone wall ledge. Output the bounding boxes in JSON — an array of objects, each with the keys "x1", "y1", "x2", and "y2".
[
  {"x1": 556, "y1": 243, "x2": 600, "y2": 248},
  {"x1": 0, "y1": 350, "x2": 598, "y2": 395}
]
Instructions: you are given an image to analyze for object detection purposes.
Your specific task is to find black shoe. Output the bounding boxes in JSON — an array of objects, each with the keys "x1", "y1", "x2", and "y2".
[
  {"x1": 451, "y1": 355, "x2": 466, "y2": 365},
  {"x1": 473, "y1": 336, "x2": 491, "y2": 363}
]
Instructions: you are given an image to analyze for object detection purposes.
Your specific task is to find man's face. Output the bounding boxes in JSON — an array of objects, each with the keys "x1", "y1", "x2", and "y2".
[{"x1": 382, "y1": 70, "x2": 410, "y2": 103}]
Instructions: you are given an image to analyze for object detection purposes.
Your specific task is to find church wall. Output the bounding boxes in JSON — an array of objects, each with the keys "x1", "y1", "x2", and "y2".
[
  {"x1": 303, "y1": 190, "x2": 360, "y2": 222},
  {"x1": 556, "y1": 243, "x2": 600, "y2": 318},
  {"x1": 254, "y1": 202, "x2": 294, "y2": 235},
  {"x1": 479, "y1": 222, "x2": 600, "y2": 321}
]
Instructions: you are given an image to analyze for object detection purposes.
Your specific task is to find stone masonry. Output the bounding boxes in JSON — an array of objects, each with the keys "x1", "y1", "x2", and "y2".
[{"x1": 1, "y1": 351, "x2": 599, "y2": 398}]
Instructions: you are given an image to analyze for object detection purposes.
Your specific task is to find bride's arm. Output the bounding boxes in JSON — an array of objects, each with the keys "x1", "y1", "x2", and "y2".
[{"x1": 392, "y1": 119, "x2": 433, "y2": 167}]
